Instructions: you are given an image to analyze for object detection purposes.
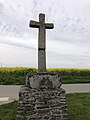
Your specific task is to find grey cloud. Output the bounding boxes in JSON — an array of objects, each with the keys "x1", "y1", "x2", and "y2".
[
  {"x1": 0, "y1": 40, "x2": 36, "y2": 50},
  {"x1": 0, "y1": 0, "x2": 90, "y2": 67}
]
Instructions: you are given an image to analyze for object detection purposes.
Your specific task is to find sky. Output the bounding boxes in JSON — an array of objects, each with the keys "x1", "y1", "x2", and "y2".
[{"x1": 0, "y1": 0, "x2": 90, "y2": 68}]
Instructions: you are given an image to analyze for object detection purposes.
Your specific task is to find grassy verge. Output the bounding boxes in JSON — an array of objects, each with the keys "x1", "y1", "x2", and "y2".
[
  {"x1": 67, "y1": 93, "x2": 90, "y2": 120},
  {"x1": 0, "y1": 93, "x2": 90, "y2": 120},
  {"x1": 0, "y1": 67, "x2": 90, "y2": 85},
  {"x1": 0, "y1": 101, "x2": 17, "y2": 120}
]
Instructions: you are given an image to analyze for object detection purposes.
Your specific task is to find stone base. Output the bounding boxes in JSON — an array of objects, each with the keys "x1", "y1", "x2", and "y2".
[
  {"x1": 16, "y1": 73, "x2": 68, "y2": 120},
  {"x1": 16, "y1": 86, "x2": 68, "y2": 120}
]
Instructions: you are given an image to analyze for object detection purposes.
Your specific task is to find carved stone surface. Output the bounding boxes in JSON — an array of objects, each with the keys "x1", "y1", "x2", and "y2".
[
  {"x1": 16, "y1": 73, "x2": 68, "y2": 120},
  {"x1": 38, "y1": 50, "x2": 46, "y2": 72},
  {"x1": 30, "y1": 13, "x2": 54, "y2": 49},
  {"x1": 29, "y1": 13, "x2": 54, "y2": 72},
  {"x1": 26, "y1": 73, "x2": 61, "y2": 89}
]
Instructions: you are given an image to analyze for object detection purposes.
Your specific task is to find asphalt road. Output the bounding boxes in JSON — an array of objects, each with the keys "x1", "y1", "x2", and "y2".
[{"x1": 0, "y1": 84, "x2": 90, "y2": 105}]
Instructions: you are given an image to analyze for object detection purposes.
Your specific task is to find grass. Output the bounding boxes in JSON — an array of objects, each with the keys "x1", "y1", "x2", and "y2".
[
  {"x1": 0, "y1": 67, "x2": 90, "y2": 85},
  {"x1": 0, "y1": 101, "x2": 17, "y2": 120},
  {"x1": 0, "y1": 93, "x2": 90, "y2": 120},
  {"x1": 67, "y1": 93, "x2": 90, "y2": 120}
]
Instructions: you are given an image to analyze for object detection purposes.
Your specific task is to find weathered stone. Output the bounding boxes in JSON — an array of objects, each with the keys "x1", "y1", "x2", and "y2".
[
  {"x1": 16, "y1": 74, "x2": 68, "y2": 120},
  {"x1": 16, "y1": 13, "x2": 68, "y2": 120},
  {"x1": 38, "y1": 50, "x2": 46, "y2": 72},
  {"x1": 29, "y1": 13, "x2": 54, "y2": 72},
  {"x1": 26, "y1": 73, "x2": 61, "y2": 89}
]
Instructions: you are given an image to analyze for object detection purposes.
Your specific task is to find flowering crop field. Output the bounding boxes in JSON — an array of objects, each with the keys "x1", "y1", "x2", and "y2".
[
  {"x1": 0, "y1": 67, "x2": 37, "y2": 85},
  {"x1": 47, "y1": 68, "x2": 90, "y2": 84},
  {"x1": 0, "y1": 67, "x2": 90, "y2": 85}
]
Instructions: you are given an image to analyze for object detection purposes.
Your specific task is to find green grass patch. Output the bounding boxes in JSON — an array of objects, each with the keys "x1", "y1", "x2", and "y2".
[
  {"x1": 67, "y1": 93, "x2": 90, "y2": 120},
  {"x1": 0, "y1": 101, "x2": 17, "y2": 120},
  {"x1": 0, "y1": 67, "x2": 90, "y2": 85},
  {"x1": 0, "y1": 93, "x2": 90, "y2": 120}
]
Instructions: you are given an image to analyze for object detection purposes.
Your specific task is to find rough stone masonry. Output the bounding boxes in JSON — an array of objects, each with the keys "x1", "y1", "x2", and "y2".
[{"x1": 16, "y1": 13, "x2": 68, "y2": 120}]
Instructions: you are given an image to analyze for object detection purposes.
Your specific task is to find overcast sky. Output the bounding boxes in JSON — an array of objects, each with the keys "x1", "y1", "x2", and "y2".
[{"x1": 0, "y1": 0, "x2": 90, "y2": 68}]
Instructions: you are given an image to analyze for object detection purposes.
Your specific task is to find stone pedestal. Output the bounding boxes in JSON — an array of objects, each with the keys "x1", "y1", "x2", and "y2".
[{"x1": 16, "y1": 73, "x2": 68, "y2": 120}]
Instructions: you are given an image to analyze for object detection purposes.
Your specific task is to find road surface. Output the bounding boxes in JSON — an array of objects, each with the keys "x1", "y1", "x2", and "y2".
[{"x1": 0, "y1": 84, "x2": 90, "y2": 105}]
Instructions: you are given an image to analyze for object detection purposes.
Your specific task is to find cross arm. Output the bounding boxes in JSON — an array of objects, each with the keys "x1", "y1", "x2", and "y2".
[
  {"x1": 29, "y1": 20, "x2": 39, "y2": 28},
  {"x1": 45, "y1": 23, "x2": 54, "y2": 29}
]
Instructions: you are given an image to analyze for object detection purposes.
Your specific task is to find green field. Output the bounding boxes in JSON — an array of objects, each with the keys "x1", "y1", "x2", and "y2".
[
  {"x1": 0, "y1": 93, "x2": 90, "y2": 120},
  {"x1": 67, "y1": 93, "x2": 90, "y2": 120},
  {"x1": 0, "y1": 67, "x2": 90, "y2": 85}
]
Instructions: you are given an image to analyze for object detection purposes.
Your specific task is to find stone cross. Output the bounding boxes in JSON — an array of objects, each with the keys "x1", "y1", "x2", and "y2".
[{"x1": 29, "y1": 13, "x2": 54, "y2": 72}]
